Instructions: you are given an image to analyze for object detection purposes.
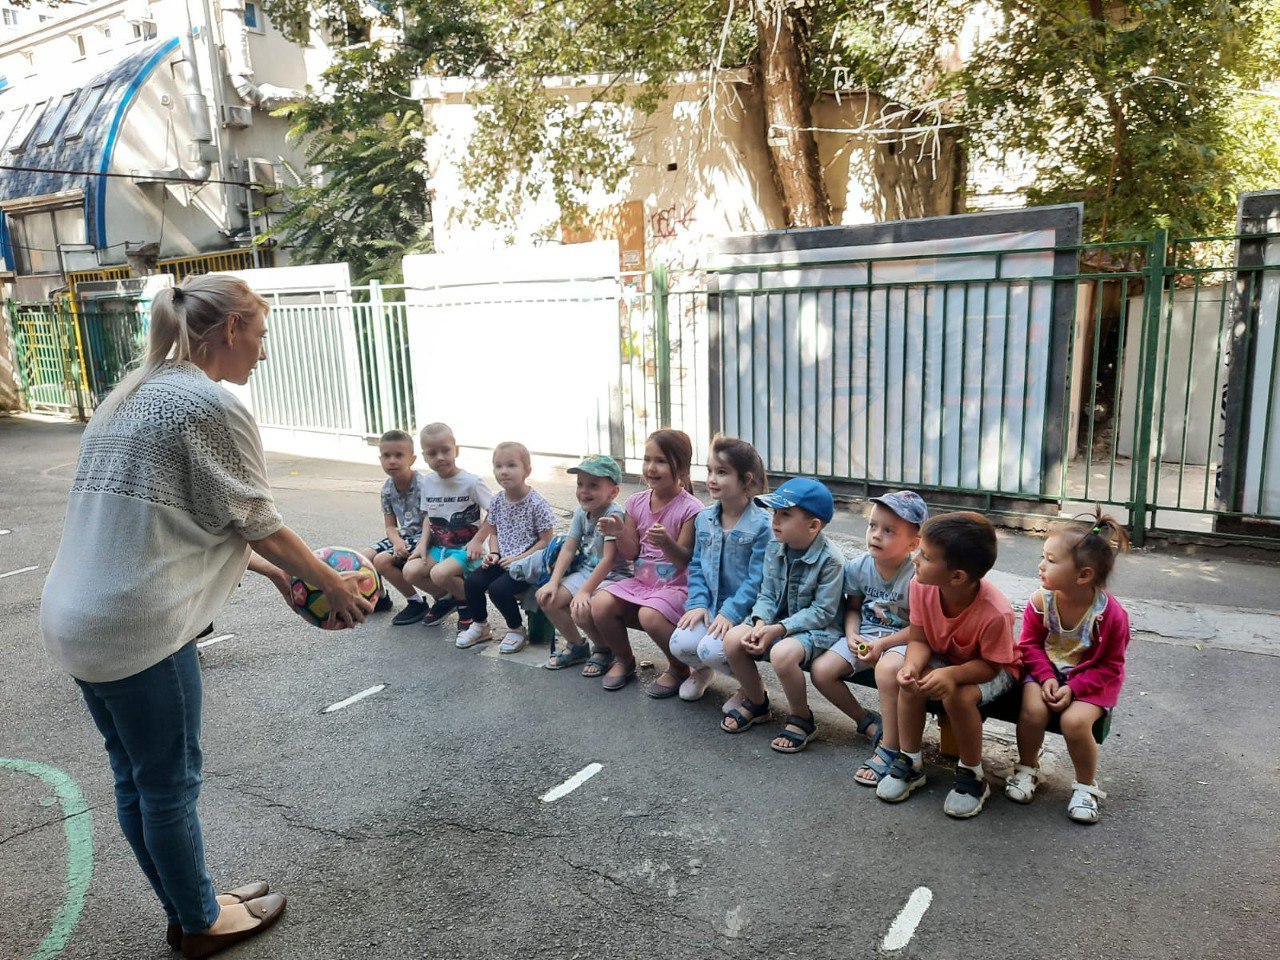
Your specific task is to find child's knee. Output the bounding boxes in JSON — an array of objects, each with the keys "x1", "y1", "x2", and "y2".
[
  {"x1": 810, "y1": 651, "x2": 846, "y2": 688},
  {"x1": 943, "y1": 683, "x2": 982, "y2": 711},
  {"x1": 668, "y1": 627, "x2": 699, "y2": 662},
  {"x1": 429, "y1": 562, "x2": 455, "y2": 586},
  {"x1": 769, "y1": 639, "x2": 806, "y2": 671},
  {"x1": 637, "y1": 606, "x2": 669, "y2": 636},
  {"x1": 1060, "y1": 705, "x2": 1101, "y2": 740}
]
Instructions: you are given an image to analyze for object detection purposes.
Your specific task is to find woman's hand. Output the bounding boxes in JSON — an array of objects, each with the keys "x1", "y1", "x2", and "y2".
[{"x1": 322, "y1": 571, "x2": 374, "y2": 629}]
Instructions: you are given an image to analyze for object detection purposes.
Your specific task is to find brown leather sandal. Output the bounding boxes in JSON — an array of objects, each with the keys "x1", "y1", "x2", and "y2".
[
  {"x1": 166, "y1": 883, "x2": 270, "y2": 949},
  {"x1": 179, "y1": 893, "x2": 286, "y2": 959}
]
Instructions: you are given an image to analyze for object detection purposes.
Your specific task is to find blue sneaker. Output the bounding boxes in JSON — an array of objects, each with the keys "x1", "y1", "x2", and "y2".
[{"x1": 876, "y1": 754, "x2": 927, "y2": 803}]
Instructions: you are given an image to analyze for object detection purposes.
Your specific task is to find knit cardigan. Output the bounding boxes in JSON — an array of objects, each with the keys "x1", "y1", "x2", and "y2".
[{"x1": 41, "y1": 363, "x2": 283, "y2": 683}]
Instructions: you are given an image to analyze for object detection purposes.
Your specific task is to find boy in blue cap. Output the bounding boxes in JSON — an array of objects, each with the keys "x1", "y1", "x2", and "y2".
[{"x1": 721, "y1": 477, "x2": 845, "y2": 753}]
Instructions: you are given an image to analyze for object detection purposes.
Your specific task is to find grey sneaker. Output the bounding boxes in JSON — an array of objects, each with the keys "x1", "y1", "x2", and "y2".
[
  {"x1": 944, "y1": 766, "x2": 991, "y2": 819},
  {"x1": 876, "y1": 755, "x2": 927, "y2": 803}
]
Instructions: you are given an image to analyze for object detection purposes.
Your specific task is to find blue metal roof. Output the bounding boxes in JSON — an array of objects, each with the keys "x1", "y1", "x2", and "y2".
[{"x1": 0, "y1": 36, "x2": 180, "y2": 261}]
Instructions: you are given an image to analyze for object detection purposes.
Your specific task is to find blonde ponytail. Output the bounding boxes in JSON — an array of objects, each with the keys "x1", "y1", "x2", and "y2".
[{"x1": 92, "y1": 274, "x2": 268, "y2": 421}]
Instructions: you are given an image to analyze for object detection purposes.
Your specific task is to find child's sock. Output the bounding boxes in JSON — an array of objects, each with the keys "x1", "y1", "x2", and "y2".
[
  {"x1": 958, "y1": 760, "x2": 983, "y2": 778},
  {"x1": 904, "y1": 751, "x2": 923, "y2": 769}
]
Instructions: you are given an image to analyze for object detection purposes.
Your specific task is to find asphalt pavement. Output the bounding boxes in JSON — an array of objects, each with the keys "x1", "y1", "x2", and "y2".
[{"x1": 2, "y1": 414, "x2": 1278, "y2": 960}]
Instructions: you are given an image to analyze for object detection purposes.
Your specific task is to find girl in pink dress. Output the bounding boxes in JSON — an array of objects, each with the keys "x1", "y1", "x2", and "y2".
[{"x1": 588, "y1": 429, "x2": 703, "y2": 693}]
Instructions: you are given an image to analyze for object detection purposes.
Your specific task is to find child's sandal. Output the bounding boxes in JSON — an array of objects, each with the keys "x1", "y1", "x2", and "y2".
[
  {"x1": 856, "y1": 709, "x2": 883, "y2": 752},
  {"x1": 720, "y1": 695, "x2": 770, "y2": 734},
  {"x1": 770, "y1": 711, "x2": 817, "y2": 754},
  {"x1": 1067, "y1": 782, "x2": 1106, "y2": 824},
  {"x1": 580, "y1": 647, "x2": 613, "y2": 678},
  {"x1": 854, "y1": 745, "x2": 900, "y2": 786},
  {"x1": 547, "y1": 641, "x2": 590, "y2": 670}
]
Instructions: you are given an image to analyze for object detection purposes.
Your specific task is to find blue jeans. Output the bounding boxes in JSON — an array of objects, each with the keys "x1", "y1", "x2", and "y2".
[{"x1": 76, "y1": 642, "x2": 220, "y2": 932}]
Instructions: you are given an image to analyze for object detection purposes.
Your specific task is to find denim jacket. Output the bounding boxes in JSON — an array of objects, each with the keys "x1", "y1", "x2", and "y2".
[
  {"x1": 748, "y1": 532, "x2": 845, "y2": 638},
  {"x1": 684, "y1": 501, "x2": 771, "y2": 623}
]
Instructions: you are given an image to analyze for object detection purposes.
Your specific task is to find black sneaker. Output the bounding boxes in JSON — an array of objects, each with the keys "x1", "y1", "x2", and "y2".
[
  {"x1": 392, "y1": 597, "x2": 428, "y2": 625},
  {"x1": 374, "y1": 593, "x2": 394, "y2": 613},
  {"x1": 421, "y1": 596, "x2": 460, "y2": 627}
]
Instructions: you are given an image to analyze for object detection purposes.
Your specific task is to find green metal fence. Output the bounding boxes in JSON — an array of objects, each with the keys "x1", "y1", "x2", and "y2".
[{"x1": 6, "y1": 230, "x2": 1280, "y2": 545}]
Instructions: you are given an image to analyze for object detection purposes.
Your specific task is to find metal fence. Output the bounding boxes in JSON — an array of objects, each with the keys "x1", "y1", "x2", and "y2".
[{"x1": 6, "y1": 230, "x2": 1280, "y2": 545}]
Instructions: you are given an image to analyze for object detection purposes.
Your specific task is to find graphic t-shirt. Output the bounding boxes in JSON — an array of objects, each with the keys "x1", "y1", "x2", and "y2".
[
  {"x1": 843, "y1": 553, "x2": 914, "y2": 639},
  {"x1": 568, "y1": 502, "x2": 633, "y2": 580},
  {"x1": 487, "y1": 488, "x2": 557, "y2": 556},
  {"x1": 418, "y1": 470, "x2": 493, "y2": 549},
  {"x1": 380, "y1": 472, "x2": 426, "y2": 539}
]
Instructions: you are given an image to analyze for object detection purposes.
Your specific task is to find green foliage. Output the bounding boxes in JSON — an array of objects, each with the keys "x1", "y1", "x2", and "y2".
[
  {"x1": 258, "y1": 2, "x2": 496, "y2": 280},
  {"x1": 963, "y1": 1, "x2": 1280, "y2": 240}
]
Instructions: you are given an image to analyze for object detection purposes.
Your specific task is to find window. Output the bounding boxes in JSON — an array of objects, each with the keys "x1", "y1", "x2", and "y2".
[
  {"x1": 131, "y1": 21, "x2": 157, "y2": 41},
  {"x1": 72, "y1": 34, "x2": 85, "y2": 58},
  {"x1": 244, "y1": 2, "x2": 263, "y2": 30},
  {"x1": 35, "y1": 91, "x2": 76, "y2": 146},
  {"x1": 2, "y1": 10, "x2": 18, "y2": 27},
  {"x1": 8, "y1": 99, "x2": 47, "y2": 153},
  {"x1": 64, "y1": 83, "x2": 106, "y2": 141},
  {"x1": 0, "y1": 106, "x2": 23, "y2": 151},
  {"x1": 39, "y1": 15, "x2": 50, "y2": 23},
  {"x1": 9, "y1": 206, "x2": 85, "y2": 275}
]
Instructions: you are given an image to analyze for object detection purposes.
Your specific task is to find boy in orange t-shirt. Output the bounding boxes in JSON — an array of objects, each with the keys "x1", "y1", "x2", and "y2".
[{"x1": 876, "y1": 511, "x2": 1020, "y2": 819}]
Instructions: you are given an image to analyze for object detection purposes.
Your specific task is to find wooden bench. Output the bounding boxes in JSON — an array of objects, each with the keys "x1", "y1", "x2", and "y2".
[{"x1": 847, "y1": 667, "x2": 1110, "y2": 756}]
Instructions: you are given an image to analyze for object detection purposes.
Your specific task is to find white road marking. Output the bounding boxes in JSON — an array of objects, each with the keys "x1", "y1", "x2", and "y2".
[
  {"x1": 321, "y1": 684, "x2": 387, "y2": 714},
  {"x1": 196, "y1": 633, "x2": 235, "y2": 649},
  {"x1": 0, "y1": 565, "x2": 38, "y2": 580},
  {"x1": 540, "y1": 763, "x2": 603, "y2": 803},
  {"x1": 0, "y1": 529, "x2": 11, "y2": 535},
  {"x1": 882, "y1": 887, "x2": 933, "y2": 951}
]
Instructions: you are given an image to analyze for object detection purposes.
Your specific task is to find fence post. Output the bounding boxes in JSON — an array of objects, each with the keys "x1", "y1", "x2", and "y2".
[
  {"x1": 1130, "y1": 229, "x2": 1168, "y2": 546},
  {"x1": 653, "y1": 263, "x2": 672, "y2": 427},
  {"x1": 367, "y1": 279, "x2": 396, "y2": 435}
]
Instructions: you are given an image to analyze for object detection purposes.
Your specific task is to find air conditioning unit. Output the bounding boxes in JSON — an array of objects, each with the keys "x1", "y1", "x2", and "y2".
[{"x1": 220, "y1": 104, "x2": 252, "y2": 128}]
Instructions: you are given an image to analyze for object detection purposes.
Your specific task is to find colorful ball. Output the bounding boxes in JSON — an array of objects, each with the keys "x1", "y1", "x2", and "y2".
[{"x1": 289, "y1": 546, "x2": 381, "y2": 629}]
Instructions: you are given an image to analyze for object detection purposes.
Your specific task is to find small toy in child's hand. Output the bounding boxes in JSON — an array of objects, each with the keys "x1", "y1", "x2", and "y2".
[
  {"x1": 854, "y1": 639, "x2": 872, "y2": 658},
  {"x1": 290, "y1": 546, "x2": 381, "y2": 629}
]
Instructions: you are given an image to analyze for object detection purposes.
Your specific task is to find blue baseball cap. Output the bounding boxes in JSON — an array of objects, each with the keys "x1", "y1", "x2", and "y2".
[
  {"x1": 870, "y1": 490, "x2": 928, "y2": 526},
  {"x1": 755, "y1": 477, "x2": 835, "y2": 524}
]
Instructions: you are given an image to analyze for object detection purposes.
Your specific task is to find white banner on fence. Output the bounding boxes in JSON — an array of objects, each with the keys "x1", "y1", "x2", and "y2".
[
  {"x1": 402, "y1": 242, "x2": 619, "y2": 457},
  {"x1": 712, "y1": 224, "x2": 1064, "y2": 496}
]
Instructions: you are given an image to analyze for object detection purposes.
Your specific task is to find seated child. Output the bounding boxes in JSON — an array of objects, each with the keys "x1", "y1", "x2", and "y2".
[
  {"x1": 360, "y1": 429, "x2": 427, "y2": 622},
  {"x1": 1007, "y1": 509, "x2": 1131, "y2": 824},
  {"x1": 402, "y1": 422, "x2": 493, "y2": 630},
  {"x1": 589, "y1": 429, "x2": 702, "y2": 693},
  {"x1": 721, "y1": 477, "x2": 845, "y2": 753},
  {"x1": 811, "y1": 491, "x2": 927, "y2": 784},
  {"x1": 535, "y1": 455, "x2": 633, "y2": 670},
  {"x1": 669, "y1": 435, "x2": 770, "y2": 702},
  {"x1": 458, "y1": 441, "x2": 556, "y2": 653},
  {"x1": 876, "y1": 511, "x2": 1020, "y2": 818}
]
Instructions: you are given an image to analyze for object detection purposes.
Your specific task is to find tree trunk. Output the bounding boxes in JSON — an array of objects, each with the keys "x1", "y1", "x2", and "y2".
[{"x1": 752, "y1": 1, "x2": 831, "y2": 228}]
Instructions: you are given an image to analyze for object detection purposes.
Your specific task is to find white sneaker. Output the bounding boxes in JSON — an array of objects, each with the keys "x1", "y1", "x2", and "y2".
[
  {"x1": 455, "y1": 621, "x2": 492, "y2": 648},
  {"x1": 498, "y1": 627, "x2": 528, "y2": 654},
  {"x1": 1067, "y1": 782, "x2": 1106, "y2": 823},
  {"x1": 679, "y1": 667, "x2": 715, "y2": 701},
  {"x1": 1005, "y1": 764, "x2": 1039, "y2": 804}
]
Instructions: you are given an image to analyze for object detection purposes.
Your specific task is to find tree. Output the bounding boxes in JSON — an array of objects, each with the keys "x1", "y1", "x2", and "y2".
[
  {"x1": 963, "y1": 0, "x2": 1280, "y2": 241},
  {"x1": 260, "y1": 3, "x2": 494, "y2": 280}
]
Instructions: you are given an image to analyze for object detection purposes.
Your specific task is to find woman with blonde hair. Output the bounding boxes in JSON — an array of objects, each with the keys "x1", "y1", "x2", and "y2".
[{"x1": 41, "y1": 274, "x2": 372, "y2": 958}]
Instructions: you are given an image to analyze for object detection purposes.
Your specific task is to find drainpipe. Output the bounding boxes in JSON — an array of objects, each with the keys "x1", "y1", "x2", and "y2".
[
  {"x1": 131, "y1": 32, "x2": 216, "y2": 183},
  {"x1": 220, "y1": 0, "x2": 302, "y2": 109}
]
